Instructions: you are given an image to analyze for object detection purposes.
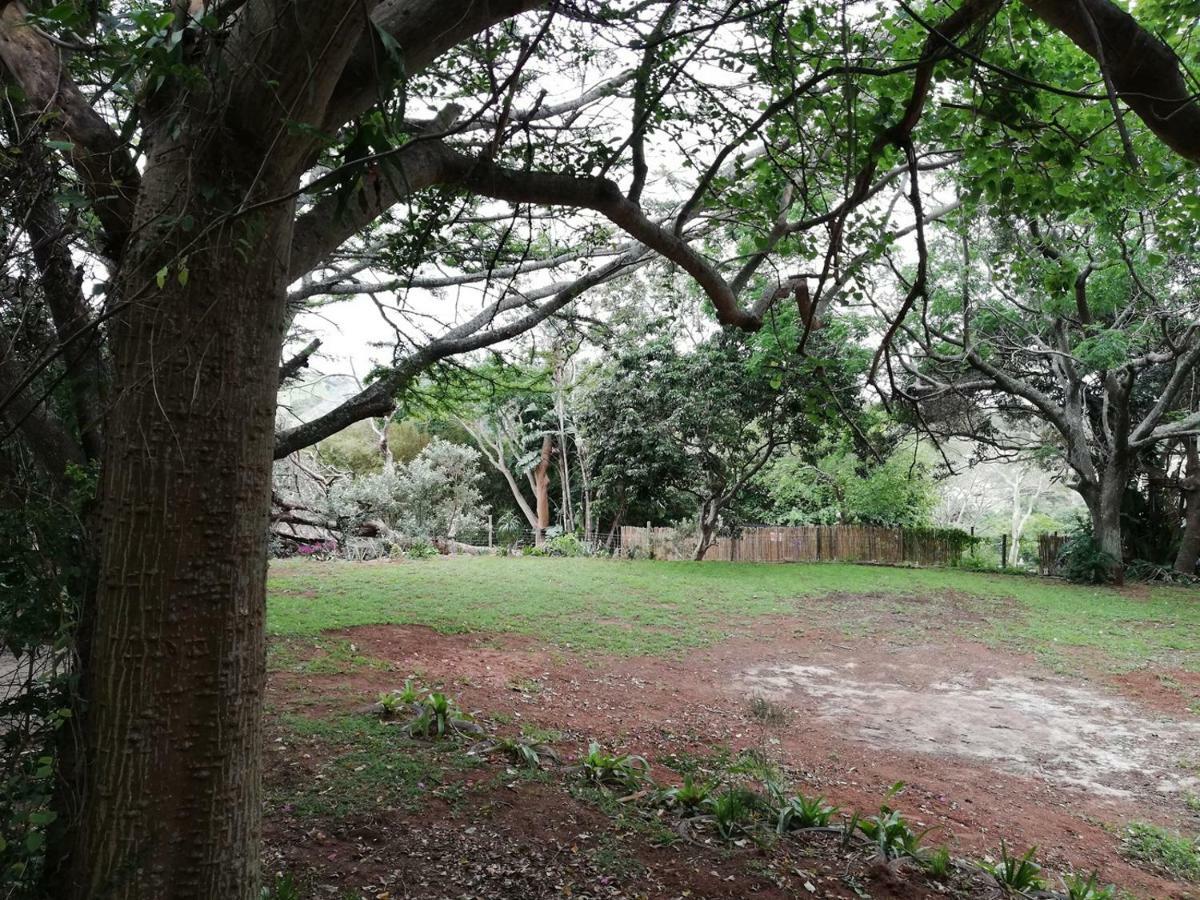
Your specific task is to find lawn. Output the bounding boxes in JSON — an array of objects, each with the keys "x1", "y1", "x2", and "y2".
[{"x1": 268, "y1": 556, "x2": 1200, "y2": 668}]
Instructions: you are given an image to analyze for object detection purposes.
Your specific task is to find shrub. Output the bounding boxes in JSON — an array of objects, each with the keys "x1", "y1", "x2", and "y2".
[
  {"x1": 1056, "y1": 520, "x2": 1117, "y2": 584},
  {"x1": 544, "y1": 533, "x2": 587, "y2": 556}
]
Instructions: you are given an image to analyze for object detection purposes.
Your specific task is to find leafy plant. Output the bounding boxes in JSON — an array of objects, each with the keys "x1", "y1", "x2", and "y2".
[
  {"x1": 857, "y1": 807, "x2": 933, "y2": 861},
  {"x1": 402, "y1": 692, "x2": 474, "y2": 739},
  {"x1": 260, "y1": 875, "x2": 302, "y2": 900},
  {"x1": 397, "y1": 678, "x2": 420, "y2": 704},
  {"x1": 580, "y1": 742, "x2": 650, "y2": 789},
  {"x1": 1062, "y1": 871, "x2": 1116, "y2": 900},
  {"x1": 855, "y1": 783, "x2": 934, "y2": 862},
  {"x1": 494, "y1": 736, "x2": 557, "y2": 769},
  {"x1": 545, "y1": 533, "x2": 588, "y2": 557},
  {"x1": 1056, "y1": 520, "x2": 1117, "y2": 584},
  {"x1": 659, "y1": 774, "x2": 712, "y2": 813},
  {"x1": 705, "y1": 787, "x2": 766, "y2": 840},
  {"x1": 982, "y1": 841, "x2": 1045, "y2": 893},
  {"x1": 776, "y1": 791, "x2": 838, "y2": 833},
  {"x1": 376, "y1": 691, "x2": 402, "y2": 715}
]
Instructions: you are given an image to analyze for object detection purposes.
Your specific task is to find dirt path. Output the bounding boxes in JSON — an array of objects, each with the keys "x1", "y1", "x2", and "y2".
[{"x1": 268, "y1": 608, "x2": 1200, "y2": 898}]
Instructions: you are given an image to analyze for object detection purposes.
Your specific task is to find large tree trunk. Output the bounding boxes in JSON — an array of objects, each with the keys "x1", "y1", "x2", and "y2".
[
  {"x1": 51, "y1": 144, "x2": 293, "y2": 898},
  {"x1": 1175, "y1": 438, "x2": 1200, "y2": 575},
  {"x1": 1086, "y1": 462, "x2": 1127, "y2": 583},
  {"x1": 534, "y1": 434, "x2": 553, "y2": 546},
  {"x1": 693, "y1": 501, "x2": 720, "y2": 561}
]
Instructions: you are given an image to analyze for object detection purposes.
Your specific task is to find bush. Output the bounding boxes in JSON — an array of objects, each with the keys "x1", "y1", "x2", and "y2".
[
  {"x1": 545, "y1": 533, "x2": 587, "y2": 557},
  {"x1": 1056, "y1": 520, "x2": 1117, "y2": 584}
]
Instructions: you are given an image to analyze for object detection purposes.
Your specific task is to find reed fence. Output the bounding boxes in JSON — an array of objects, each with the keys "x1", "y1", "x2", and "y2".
[{"x1": 620, "y1": 524, "x2": 972, "y2": 567}]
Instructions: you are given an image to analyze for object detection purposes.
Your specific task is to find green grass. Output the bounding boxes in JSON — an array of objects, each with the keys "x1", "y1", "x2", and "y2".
[
  {"x1": 1121, "y1": 822, "x2": 1200, "y2": 881},
  {"x1": 267, "y1": 714, "x2": 480, "y2": 817},
  {"x1": 267, "y1": 556, "x2": 1200, "y2": 667}
]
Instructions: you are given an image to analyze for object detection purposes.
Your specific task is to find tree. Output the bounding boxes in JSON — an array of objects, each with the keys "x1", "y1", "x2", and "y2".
[
  {"x1": 894, "y1": 210, "x2": 1200, "y2": 578},
  {"x1": 2, "y1": 0, "x2": 1199, "y2": 894}
]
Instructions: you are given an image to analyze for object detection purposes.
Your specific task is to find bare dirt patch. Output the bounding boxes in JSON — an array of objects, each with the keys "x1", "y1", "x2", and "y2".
[{"x1": 266, "y1": 598, "x2": 1200, "y2": 898}]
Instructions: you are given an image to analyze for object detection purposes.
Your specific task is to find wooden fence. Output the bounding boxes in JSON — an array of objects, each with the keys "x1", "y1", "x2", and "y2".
[
  {"x1": 1038, "y1": 532, "x2": 1066, "y2": 576},
  {"x1": 620, "y1": 524, "x2": 970, "y2": 567}
]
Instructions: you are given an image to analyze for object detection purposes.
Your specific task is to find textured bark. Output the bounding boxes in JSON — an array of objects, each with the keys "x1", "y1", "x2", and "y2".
[
  {"x1": 534, "y1": 434, "x2": 553, "y2": 545},
  {"x1": 1084, "y1": 461, "x2": 1128, "y2": 584},
  {"x1": 1175, "y1": 439, "x2": 1200, "y2": 575},
  {"x1": 54, "y1": 135, "x2": 293, "y2": 899}
]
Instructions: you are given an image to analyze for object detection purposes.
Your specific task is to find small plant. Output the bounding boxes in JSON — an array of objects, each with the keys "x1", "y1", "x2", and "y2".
[
  {"x1": 856, "y1": 783, "x2": 934, "y2": 862},
  {"x1": 659, "y1": 774, "x2": 712, "y2": 813},
  {"x1": 923, "y1": 845, "x2": 953, "y2": 879},
  {"x1": 580, "y1": 742, "x2": 650, "y2": 789},
  {"x1": 705, "y1": 787, "x2": 766, "y2": 840},
  {"x1": 747, "y1": 695, "x2": 787, "y2": 725},
  {"x1": 776, "y1": 791, "x2": 838, "y2": 833},
  {"x1": 495, "y1": 736, "x2": 555, "y2": 769},
  {"x1": 1122, "y1": 821, "x2": 1200, "y2": 881},
  {"x1": 397, "y1": 678, "x2": 420, "y2": 704},
  {"x1": 982, "y1": 841, "x2": 1045, "y2": 893},
  {"x1": 376, "y1": 691, "x2": 402, "y2": 716},
  {"x1": 402, "y1": 692, "x2": 476, "y2": 739},
  {"x1": 858, "y1": 807, "x2": 933, "y2": 861},
  {"x1": 1062, "y1": 871, "x2": 1116, "y2": 900},
  {"x1": 404, "y1": 541, "x2": 439, "y2": 560}
]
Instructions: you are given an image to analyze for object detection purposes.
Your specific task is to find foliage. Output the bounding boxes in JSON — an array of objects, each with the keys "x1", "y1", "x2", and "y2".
[
  {"x1": 1121, "y1": 822, "x2": 1200, "y2": 882},
  {"x1": 658, "y1": 775, "x2": 712, "y2": 814},
  {"x1": 749, "y1": 445, "x2": 937, "y2": 528},
  {"x1": 0, "y1": 464, "x2": 94, "y2": 892},
  {"x1": 855, "y1": 785, "x2": 934, "y2": 862},
  {"x1": 704, "y1": 787, "x2": 768, "y2": 840},
  {"x1": 543, "y1": 533, "x2": 588, "y2": 557},
  {"x1": 402, "y1": 693, "x2": 475, "y2": 740},
  {"x1": 326, "y1": 439, "x2": 487, "y2": 543},
  {"x1": 580, "y1": 742, "x2": 650, "y2": 790},
  {"x1": 775, "y1": 792, "x2": 838, "y2": 833},
  {"x1": 1062, "y1": 871, "x2": 1116, "y2": 900},
  {"x1": 981, "y1": 841, "x2": 1045, "y2": 892},
  {"x1": 923, "y1": 845, "x2": 953, "y2": 879},
  {"x1": 1056, "y1": 520, "x2": 1118, "y2": 585}
]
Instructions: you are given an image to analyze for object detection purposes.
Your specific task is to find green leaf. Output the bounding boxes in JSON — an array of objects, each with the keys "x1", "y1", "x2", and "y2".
[{"x1": 155, "y1": 267, "x2": 169, "y2": 289}]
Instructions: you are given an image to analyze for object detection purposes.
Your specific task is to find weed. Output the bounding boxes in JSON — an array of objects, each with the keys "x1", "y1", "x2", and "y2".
[
  {"x1": 923, "y1": 845, "x2": 952, "y2": 879},
  {"x1": 1062, "y1": 871, "x2": 1116, "y2": 900},
  {"x1": 855, "y1": 783, "x2": 934, "y2": 862},
  {"x1": 729, "y1": 748, "x2": 782, "y2": 783},
  {"x1": 1122, "y1": 821, "x2": 1200, "y2": 881},
  {"x1": 705, "y1": 787, "x2": 767, "y2": 840},
  {"x1": 857, "y1": 807, "x2": 933, "y2": 862},
  {"x1": 493, "y1": 737, "x2": 556, "y2": 769},
  {"x1": 776, "y1": 792, "x2": 838, "y2": 833},
  {"x1": 401, "y1": 693, "x2": 480, "y2": 740},
  {"x1": 659, "y1": 774, "x2": 712, "y2": 814},
  {"x1": 981, "y1": 841, "x2": 1045, "y2": 893},
  {"x1": 747, "y1": 695, "x2": 787, "y2": 725},
  {"x1": 580, "y1": 742, "x2": 650, "y2": 789},
  {"x1": 1185, "y1": 793, "x2": 1200, "y2": 813}
]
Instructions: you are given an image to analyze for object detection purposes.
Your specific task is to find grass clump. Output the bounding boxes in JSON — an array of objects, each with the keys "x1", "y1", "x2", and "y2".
[{"x1": 1122, "y1": 821, "x2": 1200, "y2": 881}]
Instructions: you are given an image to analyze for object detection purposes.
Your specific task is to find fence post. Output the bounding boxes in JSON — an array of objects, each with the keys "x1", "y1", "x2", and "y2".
[
  {"x1": 1001, "y1": 533, "x2": 1008, "y2": 568},
  {"x1": 815, "y1": 527, "x2": 822, "y2": 561},
  {"x1": 487, "y1": 515, "x2": 493, "y2": 548}
]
